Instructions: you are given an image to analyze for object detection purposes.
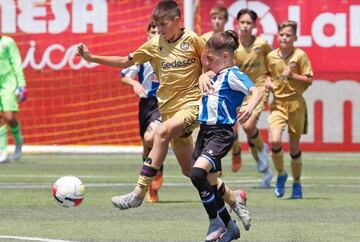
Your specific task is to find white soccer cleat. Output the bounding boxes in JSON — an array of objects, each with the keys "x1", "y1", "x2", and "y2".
[
  {"x1": 230, "y1": 190, "x2": 252, "y2": 231},
  {"x1": 260, "y1": 167, "x2": 273, "y2": 188},
  {"x1": 256, "y1": 143, "x2": 269, "y2": 173},
  {"x1": 0, "y1": 151, "x2": 9, "y2": 163},
  {"x1": 13, "y1": 142, "x2": 23, "y2": 161},
  {"x1": 111, "y1": 191, "x2": 143, "y2": 210}
]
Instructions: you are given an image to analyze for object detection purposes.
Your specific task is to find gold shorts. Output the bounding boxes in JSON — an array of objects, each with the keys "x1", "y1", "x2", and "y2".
[
  {"x1": 241, "y1": 86, "x2": 268, "y2": 119},
  {"x1": 268, "y1": 97, "x2": 308, "y2": 136},
  {"x1": 161, "y1": 105, "x2": 199, "y2": 149}
]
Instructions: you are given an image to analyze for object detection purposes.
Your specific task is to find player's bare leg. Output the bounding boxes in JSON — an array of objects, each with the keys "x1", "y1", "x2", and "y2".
[
  {"x1": 0, "y1": 116, "x2": 8, "y2": 163},
  {"x1": 219, "y1": 179, "x2": 252, "y2": 231},
  {"x1": 3, "y1": 112, "x2": 23, "y2": 162},
  {"x1": 270, "y1": 128, "x2": 288, "y2": 197},
  {"x1": 289, "y1": 134, "x2": 303, "y2": 199},
  {"x1": 231, "y1": 123, "x2": 242, "y2": 172},
  {"x1": 112, "y1": 118, "x2": 185, "y2": 210},
  {"x1": 143, "y1": 121, "x2": 164, "y2": 203},
  {"x1": 243, "y1": 114, "x2": 272, "y2": 188}
]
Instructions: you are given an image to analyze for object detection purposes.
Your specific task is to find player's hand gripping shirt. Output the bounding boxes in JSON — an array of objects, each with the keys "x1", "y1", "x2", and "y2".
[
  {"x1": 121, "y1": 62, "x2": 159, "y2": 99},
  {"x1": 132, "y1": 29, "x2": 205, "y2": 114},
  {"x1": 234, "y1": 36, "x2": 272, "y2": 86},
  {"x1": 0, "y1": 36, "x2": 26, "y2": 88},
  {"x1": 198, "y1": 66, "x2": 254, "y2": 126},
  {"x1": 266, "y1": 48, "x2": 313, "y2": 99}
]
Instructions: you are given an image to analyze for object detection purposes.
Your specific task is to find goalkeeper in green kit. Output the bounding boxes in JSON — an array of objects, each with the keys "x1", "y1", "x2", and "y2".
[{"x1": 0, "y1": 35, "x2": 27, "y2": 163}]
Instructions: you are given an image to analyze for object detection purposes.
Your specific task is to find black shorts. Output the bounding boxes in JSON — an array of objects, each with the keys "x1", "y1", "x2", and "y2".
[
  {"x1": 192, "y1": 124, "x2": 234, "y2": 173},
  {"x1": 139, "y1": 97, "x2": 161, "y2": 139}
]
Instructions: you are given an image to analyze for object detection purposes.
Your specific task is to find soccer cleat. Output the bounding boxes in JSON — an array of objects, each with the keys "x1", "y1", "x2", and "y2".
[
  {"x1": 256, "y1": 143, "x2": 269, "y2": 173},
  {"x1": 111, "y1": 191, "x2": 143, "y2": 210},
  {"x1": 260, "y1": 167, "x2": 273, "y2": 188},
  {"x1": 274, "y1": 172, "x2": 288, "y2": 198},
  {"x1": 230, "y1": 190, "x2": 251, "y2": 231},
  {"x1": 231, "y1": 153, "x2": 242, "y2": 172},
  {"x1": 0, "y1": 152, "x2": 9, "y2": 163},
  {"x1": 218, "y1": 220, "x2": 240, "y2": 242},
  {"x1": 13, "y1": 142, "x2": 23, "y2": 161},
  {"x1": 290, "y1": 183, "x2": 303, "y2": 199},
  {"x1": 205, "y1": 216, "x2": 226, "y2": 242},
  {"x1": 147, "y1": 184, "x2": 159, "y2": 203}
]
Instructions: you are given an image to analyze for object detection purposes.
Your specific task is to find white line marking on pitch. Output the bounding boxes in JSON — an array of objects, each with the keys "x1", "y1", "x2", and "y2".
[
  {"x1": 0, "y1": 235, "x2": 76, "y2": 242},
  {"x1": 1, "y1": 174, "x2": 360, "y2": 180},
  {"x1": 1, "y1": 181, "x2": 360, "y2": 189}
]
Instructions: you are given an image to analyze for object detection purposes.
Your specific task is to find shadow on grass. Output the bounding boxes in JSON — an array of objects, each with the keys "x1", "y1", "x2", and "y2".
[
  {"x1": 286, "y1": 197, "x2": 332, "y2": 200},
  {"x1": 155, "y1": 200, "x2": 199, "y2": 204}
]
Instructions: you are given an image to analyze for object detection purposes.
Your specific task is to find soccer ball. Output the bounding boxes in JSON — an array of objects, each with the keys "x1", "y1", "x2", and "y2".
[{"x1": 52, "y1": 176, "x2": 86, "y2": 208}]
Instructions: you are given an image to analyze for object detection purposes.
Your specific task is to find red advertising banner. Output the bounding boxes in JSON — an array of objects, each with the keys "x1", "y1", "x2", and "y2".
[{"x1": 1, "y1": 0, "x2": 359, "y2": 151}]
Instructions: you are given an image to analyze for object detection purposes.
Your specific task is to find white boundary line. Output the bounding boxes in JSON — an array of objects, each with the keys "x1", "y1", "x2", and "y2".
[
  {"x1": 5, "y1": 145, "x2": 360, "y2": 156},
  {"x1": 0, "y1": 235, "x2": 76, "y2": 242},
  {"x1": 7, "y1": 145, "x2": 143, "y2": 154},
  {"x1": 1, "y1": 180, "x2": 360, "y2": 189}
]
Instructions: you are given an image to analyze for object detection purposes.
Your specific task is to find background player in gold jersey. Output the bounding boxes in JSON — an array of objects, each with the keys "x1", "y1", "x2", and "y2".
[
  {"x1": 232, "y1": 9, "x2": 273, "y2": 188},
  {"x1": 265, "y1": 20, "x2": 313, "y2": 199},
  {"x1": 201, "y1": 5, "x2": 228, "y2": 42},
  {"x1": 77, "y1": 0, "x2": 251, "y2": 229}
]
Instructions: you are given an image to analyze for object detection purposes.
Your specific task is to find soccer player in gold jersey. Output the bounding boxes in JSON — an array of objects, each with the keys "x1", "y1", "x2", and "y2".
[
  {"x1": 232, "y1": 9, "x2": 273, "y2": 188},
  {"x1": 201, "y1": 5, "x2": 228, "y2": 42},
  {"x1": 77, "y1": 0, "x2": 251, "y2": 228},
  {"x1": 265, "y1": 20, "x2": 313, "y2": 199},
  {"x1": 120, "y1": 22, "x2": 163, "y2": 203}
]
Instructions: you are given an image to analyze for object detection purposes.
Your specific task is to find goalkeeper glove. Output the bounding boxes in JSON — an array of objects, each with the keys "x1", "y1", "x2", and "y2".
[{"x1": 15, "y1": 87, "x2": 28, "y2": 103}]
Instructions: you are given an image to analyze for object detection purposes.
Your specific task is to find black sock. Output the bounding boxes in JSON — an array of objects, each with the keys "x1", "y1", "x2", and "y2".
[
  {"x1": 213, "y1": 185, "x2": 231, "y2": 226},
  {"x1": 190, "y1": 167, "x2": 217, "y2": 219}
]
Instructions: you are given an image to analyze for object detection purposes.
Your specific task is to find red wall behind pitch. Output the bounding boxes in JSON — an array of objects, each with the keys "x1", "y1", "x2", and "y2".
[{"x1": 2, "y1": 0, "x2": 359, "y2": 151}]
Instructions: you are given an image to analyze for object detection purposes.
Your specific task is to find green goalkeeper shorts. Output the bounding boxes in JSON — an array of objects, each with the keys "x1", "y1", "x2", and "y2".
[
  {"x1": 0, "y1": 76, "x2": 19, "y2": 112},
  {"x1": 0, "y1": 92, "x2": 19, "y2": 112}
]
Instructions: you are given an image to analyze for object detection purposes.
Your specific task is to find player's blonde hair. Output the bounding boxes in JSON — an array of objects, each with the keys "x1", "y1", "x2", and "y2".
[
  {"x1": 210, "y1": 5, "x2": 228, "y2": 21},
  {"x1": 152, "y1": 0, "x2": 181, "y2": 21},
  {"x1": 278, "y1": 20, "x2": 298, "y2": 34}
]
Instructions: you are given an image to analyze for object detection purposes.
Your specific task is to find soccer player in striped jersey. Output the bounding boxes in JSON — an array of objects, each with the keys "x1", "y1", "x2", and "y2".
[
  {"x1": 0, "y1": 35, "x2": 27, "y2": 163},
  {"x1": 201, "y1": 5, "x2": 228, "y2": 42},
  {"x1": 231, "y1": 9, "x2": 273, "y2": 187},
  {"x1": 265, "y1": 20, "x2": 313, "y2": 199},
  {"x1": 120, "y1": 22, "x2": 163, "y2": 203},
  {"x1": 77, "y1": 1, "x2": 249, "y2": 227},
  {"x1": 192, "y1": 31, "x2": 262, "y2": 241}
]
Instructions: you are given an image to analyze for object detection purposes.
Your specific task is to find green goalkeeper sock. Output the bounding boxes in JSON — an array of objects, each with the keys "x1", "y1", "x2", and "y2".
[
  {"x1": 0, "y1": 125, "x2": 8, "y2": 154},
  {"x1": 9, "y1": 122, "x2": 23, "y2": 145}
]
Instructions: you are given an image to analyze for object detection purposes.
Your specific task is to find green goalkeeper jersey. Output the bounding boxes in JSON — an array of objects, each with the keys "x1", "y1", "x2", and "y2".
[{"x1": 0, "y1": 35, "x2": 26, "y2": 88}]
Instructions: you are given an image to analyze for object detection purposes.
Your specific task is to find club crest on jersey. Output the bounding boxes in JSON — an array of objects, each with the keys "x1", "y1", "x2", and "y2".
[
  {"x1": 180, "y1": 42, "x2": 189, "y2": 51},
  {"x1": 290, "y1": 61, "x2": 297, "y2": 69}
]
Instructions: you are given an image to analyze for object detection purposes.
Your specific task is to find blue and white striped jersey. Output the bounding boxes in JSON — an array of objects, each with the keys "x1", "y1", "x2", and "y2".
[
  {"x1": 120, "y1": 62, "x2": 159, "y2": 98},
  {"x1": 198, "y1": 66, "x2": 254, "y2": 125}
]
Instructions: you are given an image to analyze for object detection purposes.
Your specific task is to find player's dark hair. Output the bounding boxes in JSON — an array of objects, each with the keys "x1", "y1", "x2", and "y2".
[
  {"x1": 278, "y1": 20, "x2": 298, "y2": 34},
  {"x1": 236, "y1": 8, "x2": 257, "y2": 22},
  {"x1": 147, "y1": 21, "x2": 157, "y2": 32},
  {"x1": 206, "y1": 30, "x2": 239, "y2": 54},
  {"x1": 152, "y1": 0, "x2": 181, "y2": 21},
  {"x1": 210, "y1": 5, "x2": 228, "y2": 21}
]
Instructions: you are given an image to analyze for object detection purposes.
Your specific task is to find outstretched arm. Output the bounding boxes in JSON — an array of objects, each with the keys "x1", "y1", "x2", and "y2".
[
  {"x1": 121, "y1": 76, "x2": 146, "y2": 97},
  {"x1": 77, "y1": 43, "x2": 133, "y2": 68},
  {"x1": 237, "y1": 86, "x2": 263, "y2": 124}
]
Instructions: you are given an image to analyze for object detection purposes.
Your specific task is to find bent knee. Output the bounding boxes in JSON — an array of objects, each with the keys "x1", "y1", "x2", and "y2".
[{"x1": 190, "y1": 167, "x2": 207, "y2": 185}]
